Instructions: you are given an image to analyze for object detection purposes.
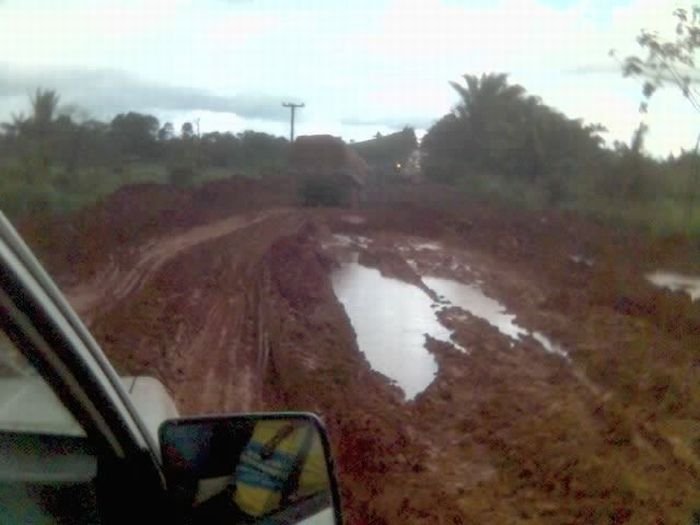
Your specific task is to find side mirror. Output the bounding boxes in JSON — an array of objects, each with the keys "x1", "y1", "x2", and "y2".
[{"x1": 159, "y1": 413, "x2": 342, "y2": 524}]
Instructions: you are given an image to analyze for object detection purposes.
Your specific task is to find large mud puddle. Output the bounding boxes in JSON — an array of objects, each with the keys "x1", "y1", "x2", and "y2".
[
  {"x1": 331, "y1": 263, "x2": 446, "y2": 400},
  {"x1": 329, "y1": 235, "x2": 567, "y2": 399},
  {"x1": 647, "y1": 271, "x2": 700, "y2": 301}
]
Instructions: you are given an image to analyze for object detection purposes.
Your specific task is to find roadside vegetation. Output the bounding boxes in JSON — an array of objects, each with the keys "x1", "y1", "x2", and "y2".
[
  {"x1": 2, "y1": 7, "x2": 700, "y2": 240},
  {"x1": 422, "y1": 6, "x2": 700, "y2": 237},
  {"x1": 421, "y1": 72, "x2": 700, "y2": 236},
  {"x1": 0, "y1": 89, "x2": 289, "y2": 219},
  {"x1": 2, "y1": 77, "x2": 697, "y2": 236}
]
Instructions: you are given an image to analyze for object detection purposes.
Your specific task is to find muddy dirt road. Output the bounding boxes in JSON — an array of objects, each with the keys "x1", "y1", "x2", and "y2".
[
  {"x1": 67, "y1": 209, "x2": 287, "y2": 324},
  {"x1": 24, "y1": 178, "x2": 700, "y2": 523}
]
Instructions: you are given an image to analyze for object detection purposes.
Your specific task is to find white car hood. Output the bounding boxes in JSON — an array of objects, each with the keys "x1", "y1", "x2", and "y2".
[{"x1": 0, "y1": 375, "x2": 178, "y2": 445}]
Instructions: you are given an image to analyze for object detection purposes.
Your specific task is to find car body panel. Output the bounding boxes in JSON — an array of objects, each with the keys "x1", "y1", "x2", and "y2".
[{"x1": 0, "y1": 375, "x2": 178, "y2": 448}]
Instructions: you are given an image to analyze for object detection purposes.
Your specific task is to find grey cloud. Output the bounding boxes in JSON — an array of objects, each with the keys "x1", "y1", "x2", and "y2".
[
  {"x1": 564, "y1": 63, "x2": 700, "y2": 83},
  {"x1": 0, "y1": 63, "x2": 294, "y2": 121},
  {"x1": 341, "y1": 115, "x2": 436, "y2": 130}
]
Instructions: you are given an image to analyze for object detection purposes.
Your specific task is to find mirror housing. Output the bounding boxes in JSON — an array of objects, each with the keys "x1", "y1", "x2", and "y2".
[{"x1": 159, "y1": 412, "x2": 342, "y2": 525}]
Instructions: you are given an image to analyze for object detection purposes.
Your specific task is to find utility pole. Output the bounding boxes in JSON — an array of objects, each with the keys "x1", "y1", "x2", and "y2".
[
  {"x1": 190, "y1": 117, "x2": 201, "y2": 168},
  {"x1": 282, "y1": 102, "x2": 305, "y2": 143}
]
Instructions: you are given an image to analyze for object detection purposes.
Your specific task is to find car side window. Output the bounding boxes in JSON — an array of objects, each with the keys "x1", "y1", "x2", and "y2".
[{"x1": 0, "y1": 329, "x2": 101, "y2": 524}]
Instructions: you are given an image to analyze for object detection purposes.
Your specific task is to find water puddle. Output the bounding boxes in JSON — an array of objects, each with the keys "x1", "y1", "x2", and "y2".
[
  {"x1": 414, "y1": 242, "x2": 442, "y2": 251},
  {"x1": 423, "y1": 277, "x2": 526, "y2": 340},
  {"x1": 332, "y1": 263, "x2": 456, "y2": 400},
  {"x1": 531, "y1": 331, "x2": 568, "y2": 357},
  {"x1": 328, "y1": 234, "x2": 370, "y2": 248},
  {"x1": 323, "y1": 235, "x2": 371, "y2": 264},
  {"x1": 569, "y1": 254, "x2": 594, "y2": 268},
  {"x1": 647, "y1": 271, "x2": 700, "y2": 301},
  {"x1": 341, "y1": 215, "x2": 366, "y2": 225},
  {"x1": 397, "y1": 240, "x2": 442, "y2": 253},
  {"x1": 422, "y1": 276, "x2": 567, "y2": 357},
  {"x1": 330, "y1": 234, "x2": 354, "y2": 247}
]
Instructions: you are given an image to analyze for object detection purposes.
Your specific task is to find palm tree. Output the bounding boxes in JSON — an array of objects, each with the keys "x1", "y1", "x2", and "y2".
[
  {"x1": 29, "y1": 88, "x2": 60, "y2": 137},
  {"x1": 449, "y1": 73, "x2": 529, "y2": 172},
  {"x1": 0, "y1": 112, "x2": 28, "y2": 139},
  {"x1": 450, "y1": 73, "x2": 526, "y2": 121},
  {"x1": 26, "y1": 88, "x2": 60, "y2": 171}
]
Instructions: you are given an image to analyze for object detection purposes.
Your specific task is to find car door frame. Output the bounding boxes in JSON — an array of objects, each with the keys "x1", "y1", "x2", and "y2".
[{"x1": 0, "y1": 212, "x2": 167, "y2": 522}]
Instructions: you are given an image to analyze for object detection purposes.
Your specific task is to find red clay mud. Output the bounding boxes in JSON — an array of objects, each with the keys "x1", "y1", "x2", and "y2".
[{"x1": 18, "y1": 178, "x2": 700, "y2": 523}]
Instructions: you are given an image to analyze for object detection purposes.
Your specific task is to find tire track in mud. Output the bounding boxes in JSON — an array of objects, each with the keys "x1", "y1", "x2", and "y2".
[
  {"x1": 66, "y1": 209, "x2": 288, "y2": 325},
  {"x1": 81, "y1": 210, "x2": 306, "y2": 415}
]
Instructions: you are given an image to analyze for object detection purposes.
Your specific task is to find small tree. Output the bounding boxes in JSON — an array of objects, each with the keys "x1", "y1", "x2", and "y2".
[
  {"x1": 181, "y1": 122, "x2": 194, "y2": 139},
  {"x1": 158, "y1": 122, "x2": 174, "y2": 142},
  {"x1": 614, "y1": 6, "x2": 700, "y2": 226},
  {"x1": 0, "y1": 89, "x2": 60, "y2": 177},
  {"x1": 0, "y1": 113, "x2": 29, "y2": 142},
  {"x1": 615, "y1": 7, "x2": 700, "y2": 114},
  {"x1": 110, "y1": 112, "x2": 160, "y2": 160},
  {"x1": 29, "y1": 88, "x2": 60, "y2": 138}
]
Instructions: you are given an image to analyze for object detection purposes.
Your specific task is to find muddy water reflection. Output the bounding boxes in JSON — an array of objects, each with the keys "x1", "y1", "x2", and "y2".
[
  {"x1": 331, "y1": 263, "x2": 447, "y2": 400},
  {"x1": 423, "y1": 276, "x2": 567, "y2": 357},
  {"x1": 423, "y1": 277, "x2": 526, "y2": 339},
  {"x1": 647, "y1": 271, "x2": 700, "y2": 301}
]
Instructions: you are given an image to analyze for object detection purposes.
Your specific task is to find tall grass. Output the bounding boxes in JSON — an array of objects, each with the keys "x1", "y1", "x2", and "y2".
[
  {"x1": 454, "y1": 164, "x2": 700, "y2": 238},
  {"x1": 0, "y1": 160, "x2": 263, "y2": 221}
]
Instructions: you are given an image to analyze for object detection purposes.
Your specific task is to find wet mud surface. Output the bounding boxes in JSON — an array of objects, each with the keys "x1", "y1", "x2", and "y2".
[{"x1": 22, "y1": 179, "x2": 700, "y2": 523}]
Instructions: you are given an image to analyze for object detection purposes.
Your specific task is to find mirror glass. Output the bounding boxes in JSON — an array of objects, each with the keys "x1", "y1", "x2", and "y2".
[{"x1": 160, "y1": 414, "x2": 339, "y2": 525}]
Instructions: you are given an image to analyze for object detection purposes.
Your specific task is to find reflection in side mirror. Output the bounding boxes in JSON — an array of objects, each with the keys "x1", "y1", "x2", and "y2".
[{"x1": 160, "y1": 413, "x2": 342, "y2": 525}]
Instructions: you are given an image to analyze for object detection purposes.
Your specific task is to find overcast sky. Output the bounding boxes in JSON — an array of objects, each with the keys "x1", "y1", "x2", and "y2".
[{"x1": 0, "y1": 0, "x2": 696, "y2": 155}]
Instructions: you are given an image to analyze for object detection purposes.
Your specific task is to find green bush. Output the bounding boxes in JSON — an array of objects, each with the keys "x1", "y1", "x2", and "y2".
[
  {"x1": 458, "y1": 172, "x2": 547, "y2": 209},
  {"x1": 168, "y1": 165, "x2": 197, "y2": 187}
]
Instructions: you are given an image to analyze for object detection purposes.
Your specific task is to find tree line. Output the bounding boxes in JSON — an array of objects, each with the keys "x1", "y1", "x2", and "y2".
[
  {"x1": 419, "y1": 6, "x2": 700, "y2": 235},
  {"x1": 1, "y1": 89, "x2": 290, "y2": 172},
  {"x1": 0, "y1": 89, "x2": 290, "y2": 217},
  {"x1": 1, "y1": 89, "x2": 290, "y2": 176},
  {"x1": 420, "y1": 72, "x2": 700, "y2": 234},
  {"x1": 3, "y1": 5, "x2": 700, "y2": 238}
]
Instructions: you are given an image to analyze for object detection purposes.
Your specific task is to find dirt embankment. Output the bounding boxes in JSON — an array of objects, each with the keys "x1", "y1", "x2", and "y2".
[
  {"x1": 18, "y1": 178, "x2": 700, "y2": 523},
  {"x1": 18, "y1": 175, "x2": 297, "y2": 283}
]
